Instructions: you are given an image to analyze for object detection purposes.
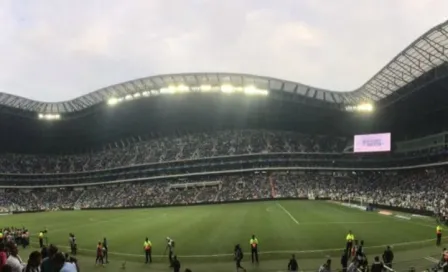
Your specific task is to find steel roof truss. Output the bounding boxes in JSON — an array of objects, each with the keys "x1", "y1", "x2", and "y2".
[
  {"x1": 388, "y1": 62, "x2": 416, "y2": 80},
  {"x1": 112, "y1": 86, "x2": 126, "y2": 96},
  {"x1": 393, "y1": 59, "x2": 419, "y2": 79},
  {"x1": 330, "y1": 93, "x2": 340, "y2": 103},
  {"x1": 406, "y1": 50, "x2": 432, "y2": 69},
  {"x1": 61, "y1": 103, "x2": 69, "y2": 113},
  {"x1": 365, "y1": 84, "x2": 387, "y2": 97},
  {"x1": 97, "y1": 89, "x2": 110, "y2": 100},
  {"x1": 384, "y1": 67, "x2": 409, "y2": 84},
  {"x1": 402, "y1": 53, "x2": 428, "y2": 73},
  {"x1": 130, "y1": 81, "x2": 141, "y2": 93},
  {"x1": 424, "y1": 38, "x2": 448, "y2": 61},
  {"x1": 412, "y1": 45, "x2": 438, "y2": 67},
  {"x1": 439, "y1": 28, "x2": 448, "y2": 40},
  {"x1": 376, "y1": 73, "x2": 402, "y2": 89}
]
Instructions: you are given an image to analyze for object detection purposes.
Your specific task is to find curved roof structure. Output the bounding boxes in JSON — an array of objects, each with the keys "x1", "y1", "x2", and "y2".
[{"x1": 1, "y1": 20, "x2": 448, "y2": 114}]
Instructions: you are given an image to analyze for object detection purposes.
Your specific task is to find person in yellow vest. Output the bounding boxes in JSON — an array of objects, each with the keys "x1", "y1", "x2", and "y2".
[
  {"x1": 345, "y1": 230, "x2": 355, "y2": 255},
  {"x1": 38, "y1": 231, "x2": 44, "y2": 248},
  {"x1": 143, "y1": 237, "x2": 152, "y2": 264},
  {"x1": 437, "y1": 225, "x2": 443, "y2": 246},
  {"x1": 249, "y1": 234, "x2": 259, "y2": 264},
  {"x1": 0, "y1": 230, "x2": 3, "y2": 244}
]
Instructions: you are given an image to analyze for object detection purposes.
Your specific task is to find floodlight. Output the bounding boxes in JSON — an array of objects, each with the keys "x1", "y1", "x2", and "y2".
[
  {"x1": 38, "y1": 113, "x2": 61, "y2": 120},
  {"x1": 200, "y1": 85, "x2": 212, "y2": 92},
  {"x1": 243, "y1": 86, "x2": 269, "y2": 96},
  {"x1": 107, "y1": 98, "x2": 119, "y2": 106},
  {"x1": 177, "y1": 85, "x2": 190, "y2": 92},
  {"x1": 142, "y1": 91, "x2": 150, "y2": 97},
  {"x1": 125, "y1": 94, "x2": 133, "y2": 100},
  {"x1": 133, "y1": 92, "x2": 141, "y2": 98},
  {"x1": 357, "y1": 103, "x2": 374, "y2": 112},
  {"x1": 221, "y1": 84, "x2": 235, "y2": 93},
  {"x1": 160, "y1": 88, "x2": 175, "y2": 94}
]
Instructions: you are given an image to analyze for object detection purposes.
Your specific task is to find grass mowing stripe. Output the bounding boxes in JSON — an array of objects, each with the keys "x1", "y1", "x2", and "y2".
[
  {"x1": 31, "y1": 238, "x2": 438, "y2": 258},
  {"x1": 276, "y1": 202, "x2": 300, "y2": 225}
]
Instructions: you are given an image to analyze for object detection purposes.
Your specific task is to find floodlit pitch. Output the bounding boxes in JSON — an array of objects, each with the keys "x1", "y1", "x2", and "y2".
[{"x1": 3, "y1": 201, "x2": 444, "y2": 272}]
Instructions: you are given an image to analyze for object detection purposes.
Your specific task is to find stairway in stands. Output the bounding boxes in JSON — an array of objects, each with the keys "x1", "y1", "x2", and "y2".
[{"x1": 269, "y1": 174, "x2": 276, "y2": 198}]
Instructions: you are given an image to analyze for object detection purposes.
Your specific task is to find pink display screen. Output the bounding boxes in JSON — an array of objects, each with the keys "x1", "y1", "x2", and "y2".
[{"x1": 354, "y1": 133, "x2": 391, "y2": 153}]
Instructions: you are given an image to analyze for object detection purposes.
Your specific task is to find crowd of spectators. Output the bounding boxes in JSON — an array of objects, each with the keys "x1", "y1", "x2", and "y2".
[
  {"x1": 0, "y1": 130, "x2": 348, "y2": 174},
  {"x1": 1, "y1": 168, "x2": 447, "y2": 216}
]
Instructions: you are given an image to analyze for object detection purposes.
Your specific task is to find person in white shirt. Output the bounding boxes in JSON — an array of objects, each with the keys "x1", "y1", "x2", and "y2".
[{"x1": 5, "y1": 243, "x2": 25, "y2": 272}]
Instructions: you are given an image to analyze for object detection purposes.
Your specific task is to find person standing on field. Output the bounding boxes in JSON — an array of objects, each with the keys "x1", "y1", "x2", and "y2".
[
  {"x1": 370, "y1": 256, "x2": 383, "y2": 272},
  {"x1": 287, "y1": 254, "x2": 299, "y2": 272},
  {"x1": 345, "y1": 231, "x2": 355, "y2": 256},
  {"x1": 340, "y1": 251, "x2": 348, "y2": 272},
  {"x1": 165, "y1": 237, "x2": 175, "y2": 267},
  {"x1": 172, "y1": 256, "x2": 181, "y2": 272},
  {"x1": 143, "y1": 237, "x2": 152, "y2": 264},
  {"x1": 382, "y1": 246, "x2": 394, "y2": 269},
  {"x1": 38, "y1": 231, "x2": 44, "y2": 249},
  {"x1": 249, "y1": 234, "x2": 259, "y2": 264},
  {"x1": 437, "y1": 225, "x2": 443, "y2": 246},
  {"x1": 103, "y1": 237, "x2": 109, "y2": 263},
  {"x1": 234, "y1": 244, "x2": 246, "y2": 272}
]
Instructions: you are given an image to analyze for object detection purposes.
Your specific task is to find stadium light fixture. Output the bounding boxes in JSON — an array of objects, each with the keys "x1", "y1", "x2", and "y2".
[
  {"x1": 357, "y1": 103, "x2": 374, "y2": 112},
  {"x1": 177, "y1": 85, "x2": 190, "y2": 92},
  {"x1": 244, "y1": 86, "x2": 269, "y2": 96},
  {"x1": 105, "y1": 83, "x2": 270, "y2": 109},
  {"x1": 107, "y1": 97, "x2": 119, "y2": 106},
  {"x1": 160, "y1": 87, "x2": 175, "y2": 94},
  {"x1": 221, "y1": 84, "x2": 235, "y2": 93},
  {"x1": 200, "y1": 85, "x2": 212, "y2": 92},
  {"x1": 37, "y1": 113, "x2": 61, "y2": 120},
  {"x1": 345, "y1": 103, "x2": 374, "y2": 112}
]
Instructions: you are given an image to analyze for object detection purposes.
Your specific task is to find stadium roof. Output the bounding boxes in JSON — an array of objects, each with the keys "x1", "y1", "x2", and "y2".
[{"x1": 1, "y1": 20, "x2": 448, "y2": 114}]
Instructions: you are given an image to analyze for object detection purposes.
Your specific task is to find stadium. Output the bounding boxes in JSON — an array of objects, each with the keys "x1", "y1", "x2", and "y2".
[{"x1": 1, "y1": 18, "x2": 448, "y2": 272}]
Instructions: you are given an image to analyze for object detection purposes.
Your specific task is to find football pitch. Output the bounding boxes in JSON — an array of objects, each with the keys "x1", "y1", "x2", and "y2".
[{"x1": 4, "y1": 200, "x2": 445, "y2": 272}]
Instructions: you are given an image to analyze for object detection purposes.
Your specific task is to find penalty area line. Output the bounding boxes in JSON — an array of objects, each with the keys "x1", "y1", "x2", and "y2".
[
  {"x1": 276, "y1": 202, "x2": 300, "y2": 225},
  {"x1": 31, "y1": 238, "x2": 438, "y2": 258}
]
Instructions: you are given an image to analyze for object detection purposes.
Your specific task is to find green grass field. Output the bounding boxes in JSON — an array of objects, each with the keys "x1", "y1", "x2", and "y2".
[{"x1": 4, "y1": 200, "x2": 445, "y2": 272}]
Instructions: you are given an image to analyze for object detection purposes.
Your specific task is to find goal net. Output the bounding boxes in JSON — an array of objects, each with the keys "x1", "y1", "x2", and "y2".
[
  {"x1": 347, "y1": 196, "x2": 374, "y2": 211},
  {"x1": 348, "y1": 196, "x2": 366, "y2": 207}
]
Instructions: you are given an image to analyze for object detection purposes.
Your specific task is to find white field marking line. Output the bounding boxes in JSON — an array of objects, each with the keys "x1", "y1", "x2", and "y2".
[
  {"x1": 276, "y1": 202, "x2": 300, "y2": 225},
  {"x1": 424, "y1": 256, "x2": 439, "y2": 263},
  {"x1": 32, "y1": 238, "x2": 437, "y2": 258},
  {"x1": 300, "y1": 221, "x2": 386, "y2": 225},
  {"x1": 392, "y1": 217, "x2": 435, "y2": 229}
]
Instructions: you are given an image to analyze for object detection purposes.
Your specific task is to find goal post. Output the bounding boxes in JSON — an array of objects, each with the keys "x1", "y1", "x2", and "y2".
[
  {"x1": 348, "y1": 196, "x2": 365, "y2": 207},
  {"x1": 347, "y1": 196, "x2": 374, "y2": 211}
]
